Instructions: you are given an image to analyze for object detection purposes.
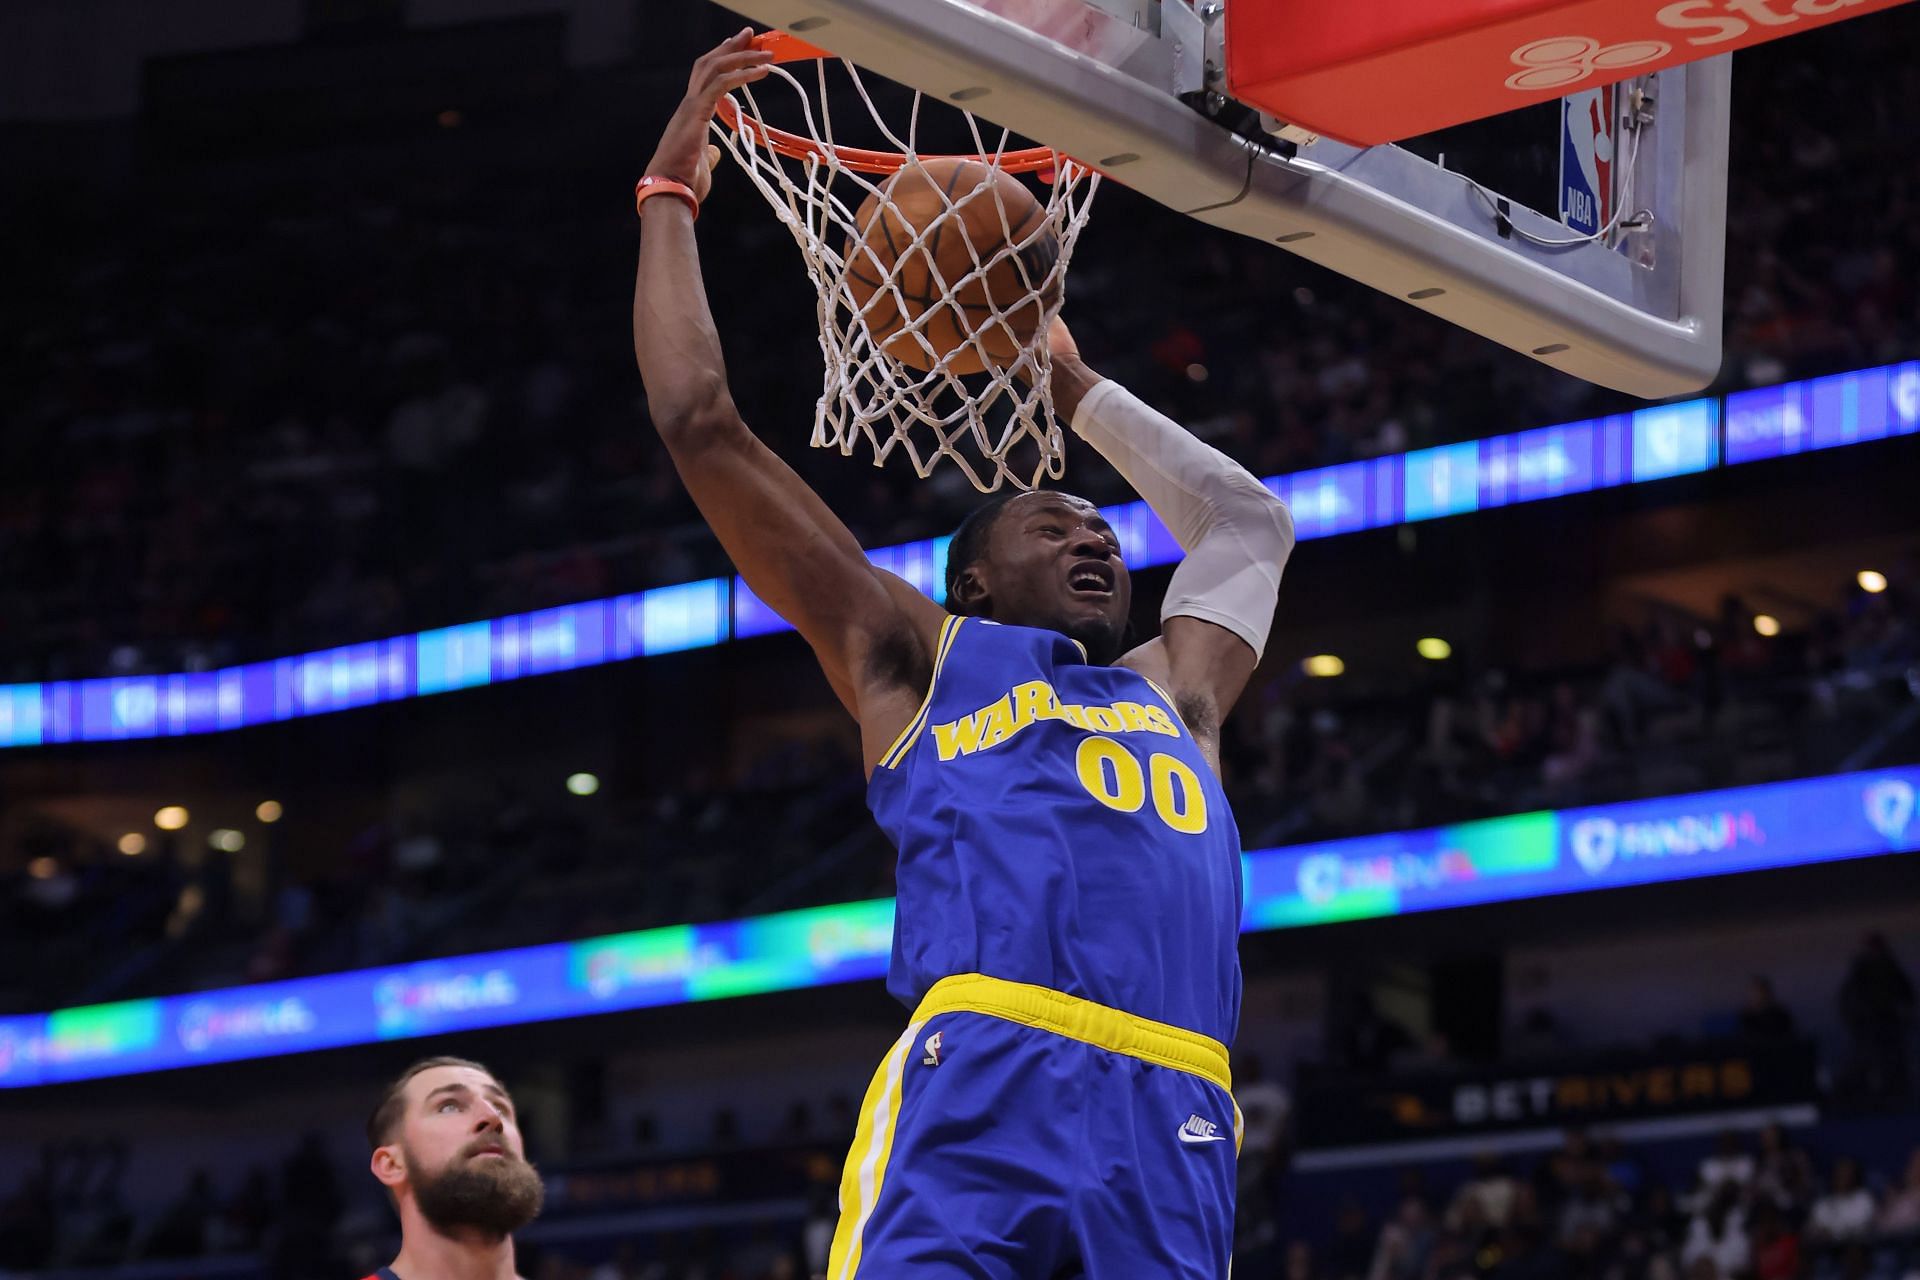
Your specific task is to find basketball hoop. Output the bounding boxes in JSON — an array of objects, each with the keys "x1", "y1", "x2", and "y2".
[{"x1": 711, "y1": 31, "x2": 1100, "y2": 493}]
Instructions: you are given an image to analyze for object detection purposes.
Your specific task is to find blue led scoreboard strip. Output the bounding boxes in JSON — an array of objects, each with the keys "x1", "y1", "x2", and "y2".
[
  {"x1": 1, "y1": 766, "x2": 1912, "y2": 1088},
  {"x1": 0, "y1": 361, "x2": 1912, "y2": 749}
]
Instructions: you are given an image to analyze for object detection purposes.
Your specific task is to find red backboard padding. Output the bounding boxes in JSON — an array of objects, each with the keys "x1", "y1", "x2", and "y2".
[{"x1": 1225, "y1": 0, "x2": 1915, "y2": 146}]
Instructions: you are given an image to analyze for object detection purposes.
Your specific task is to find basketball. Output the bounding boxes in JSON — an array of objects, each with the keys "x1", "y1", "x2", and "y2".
[{"x1": 843, "y1": 158, "x2": 1060, "y2": 375}]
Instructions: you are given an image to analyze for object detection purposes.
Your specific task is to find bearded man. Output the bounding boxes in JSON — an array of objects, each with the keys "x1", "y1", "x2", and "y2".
[{"x1": 363, "y1": 1056, "x2": 546, "y2": 1280}]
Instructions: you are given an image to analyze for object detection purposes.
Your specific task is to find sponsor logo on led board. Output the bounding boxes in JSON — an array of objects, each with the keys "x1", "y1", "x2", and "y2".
[
  {"x1": 375, "y1": 969, "x2": 519, "y2": 1035},
  {"x1": 1567, "y1": 809, "x2": 1765, "y2": 875},
  {"x1": 177, "y1": 998, "x2": 318, "y2": 1054},
  {"x1": 0, "y1": 769, "x2": 1913, "y2": 1088}
]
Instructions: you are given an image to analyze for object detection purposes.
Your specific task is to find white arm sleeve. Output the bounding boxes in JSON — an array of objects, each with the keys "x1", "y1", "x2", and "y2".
[{"x1": 1070, "y1": 378, "x2": 1295, "y2": 658}]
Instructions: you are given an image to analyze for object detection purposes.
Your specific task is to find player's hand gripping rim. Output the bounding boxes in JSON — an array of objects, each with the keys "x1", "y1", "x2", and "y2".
[{"x1": 643, "y1": 28, "x2": 774, "y2": 204}]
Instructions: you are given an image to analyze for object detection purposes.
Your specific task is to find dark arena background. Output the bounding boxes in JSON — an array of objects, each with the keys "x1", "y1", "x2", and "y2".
[{"x1": 2, "y1": 2, "x2": 1919, "y2": 1278}]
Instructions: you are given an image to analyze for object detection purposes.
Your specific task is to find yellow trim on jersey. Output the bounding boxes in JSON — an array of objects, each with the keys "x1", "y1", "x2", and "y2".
[
  {"x1": 914, "y1": 972, "x2": 1233, "y2": 1095},
  {"x1": 1140, "y1": 674, "x2": 1194, "y2": 739},
  {"x1": 826, "y1": 976, "x2": 1241, "y2": 1274},
  {"x1": 876, "y1": 615, "x2": 963, "y2": 770},
  {"x1": 827, "y1": 1017, "x2": 925, "y2": 1280}
]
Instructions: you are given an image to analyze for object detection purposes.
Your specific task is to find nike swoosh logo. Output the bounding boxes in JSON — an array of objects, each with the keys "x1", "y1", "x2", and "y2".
[{"x1": 1177, "y1": 1129, "x2": 1228, "y2": 1144}]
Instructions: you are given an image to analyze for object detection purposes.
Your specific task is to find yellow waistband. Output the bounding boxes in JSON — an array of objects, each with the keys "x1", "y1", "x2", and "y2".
[{"x1": 912, "y1": 973, "x2": 1232, "y2": 1094}]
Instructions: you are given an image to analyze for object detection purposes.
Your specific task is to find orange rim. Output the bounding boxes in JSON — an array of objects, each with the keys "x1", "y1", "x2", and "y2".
[{"x1": 713, "y1": 30, "x2": 1065, "y2": 178}]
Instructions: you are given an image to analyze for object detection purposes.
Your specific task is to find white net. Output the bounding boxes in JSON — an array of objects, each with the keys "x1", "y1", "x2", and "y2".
[{"x1": 713, "y1": 53, "x2": 1099, "y2": 493}]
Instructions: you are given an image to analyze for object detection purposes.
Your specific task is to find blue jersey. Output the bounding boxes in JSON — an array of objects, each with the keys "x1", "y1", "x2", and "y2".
[{"x1": 868, "y1": 616, "x2": 1244, "y2": 1045}]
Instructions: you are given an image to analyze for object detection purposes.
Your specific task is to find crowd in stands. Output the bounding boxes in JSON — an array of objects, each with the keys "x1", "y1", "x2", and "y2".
[
  {"x1": 2, "y1": 561, "x2": 1913, "y2": 1018},
  {"x1": 1244, "y1": 1128, "x2": 1920, "y2": 1280},
  {"x1": 3, "y1": 1070, "x2": 1916, "y2": 1278},
  {"x1": 1224, "y1": 572, "x2": 1920, "y2": 848},
  {"x1": 0, "y1": 13, "x2": 1915, "y2": 684},
  {"x1": 1246, "y1": 1128, "x2": 1920, "y2": 1280},
  {"x1": 0, "y1": 1132, "x2": 344, "y2": 1278},
  {"x1": 0, "y1": 739, "x2": 877, "y2": 1016}
]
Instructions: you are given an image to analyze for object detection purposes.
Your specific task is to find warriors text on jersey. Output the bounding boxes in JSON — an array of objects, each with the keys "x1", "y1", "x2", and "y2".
[{"x1": 867, "y1": 616, "x2": 1244, "y2": 1045}]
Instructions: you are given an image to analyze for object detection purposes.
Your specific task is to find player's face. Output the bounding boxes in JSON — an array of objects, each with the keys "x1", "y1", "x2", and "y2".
[
  {"x1": 981, "y1": 491, "x2": 1131, "y2": 663},
  {"x1": 394, "y1": 1065, "x2": 544, "y2": 1236}
]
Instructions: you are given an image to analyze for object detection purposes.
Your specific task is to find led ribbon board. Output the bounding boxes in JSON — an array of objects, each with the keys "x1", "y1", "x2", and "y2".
[
  {"x1": 3, "y1": 360, "x2": 1914, "y2": 749},
  {"x1": 2, "y1": 767, "x2": 1913, "y2": 1087}
]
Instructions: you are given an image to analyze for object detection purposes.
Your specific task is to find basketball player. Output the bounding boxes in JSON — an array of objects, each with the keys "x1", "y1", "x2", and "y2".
[
  {"x1": 363, "y1": 1056, "x2": 544, "y2": 1280},
  {"x1": 634, "y1": 31, "x2": 1295, "y2": 1278}
]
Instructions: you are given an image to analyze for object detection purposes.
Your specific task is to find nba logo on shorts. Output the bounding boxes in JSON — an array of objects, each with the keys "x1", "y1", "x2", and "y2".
[{"x1": 922, "y1": 1031, "x2": 943, "y2": 1067}]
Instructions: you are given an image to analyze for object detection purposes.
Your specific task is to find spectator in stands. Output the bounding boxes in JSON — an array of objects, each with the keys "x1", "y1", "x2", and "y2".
[
  {"x1": 1326, "y1": 1199, "x2": 1376, "y2": 1280},
  {"x1": 0, "y1": 1169, "x2": 56, "y2": 1271},
  {"x1": 1877, "y1": 1147, "x2": 1920, "y2": 1238},
  {"x1": 1737, "y1": 976, "x2": 1799, "y2": 1043},
  {"x1": 1597, "y1": 1135, "x2": 1645, "y2": 1198},
  {"x1": 1448, "y1": 1154, "x2": 1524, "y2": 1234},
  {"x1": 722, "y1": 1224, "x2": 798, "y2": 1278},
  {"x1": 1539, "y1": 1128, "x2": 1603, "y2": 1225},
  {"x1": 801, "y1": 1161, "x2": 839, "y2": 1279},
  {"x1": 1695, "y1": 1131, "x2": 1756, "y2": 1204},
  {"x1": 1601, "y1": 626, "x2": 1696, "y2": 748},
  {"x1": 1749, "y1": 1122, "x2": 1815, "y2": 1213},
  {"x1": 823, "y1": 1092, "x2": 855, "y2": 1143},
  {"x1": 142, "y1": 1168, "x2": 215, "y2": 1259},
  {"x1": 1837, "y1": 932, "x2": 1915, "y2": 1100},
  {"x1": 65, "y1": 1180, "x2": 135, "y2": 1269},
  {"x1": 1644, "y1": 1252, "x2": 1682, "y2": 1280},
  {"x1": 212, "y1": 1165, "x2": 274, "y2": 1253},
  {"x1": 1681, "y1": 1183, "x2": 1751, "y2": 1278},
  {"x1": 1367, "y1": 1192, "x2": 1437, "y2": 1280},
  {"x1": 1484, "y1": 1212, "x2": 1556, "y2": 1280},
  {"x1": 1234, "y1": 1052, "x2": 1291, "y2": 1273},
  {"x1": 1235, "y1": 1052, "x2": 1293, "y2": 1164},
  {"x1": 1746, "y1": 1199, "x2": 1800, "y2": 1280},
  {"x1": 1539, "y1": 680, "x2": 1604, "y2": 792},
  {"x1": 1805, "y1": 1157, "x2": 1879, "y2": 1245},
  {"x1": 777, "y1": 1100, "x2": 812, "y2": 1143},
  {"x1": 1632, "y1": 1182, "x2": 1690, "y2": 1258},
  {"x1": 281, "y1": 1130, "x2": 343, "y2": 1233},
  {"x1": 1556, "y1": 1161, "x2": 1621, "y2": 1252}
]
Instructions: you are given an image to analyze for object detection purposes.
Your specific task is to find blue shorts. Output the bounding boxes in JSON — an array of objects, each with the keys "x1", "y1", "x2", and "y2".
[{"x1": 827, "y1": 974, "x2": 1240, "y2": 1279}]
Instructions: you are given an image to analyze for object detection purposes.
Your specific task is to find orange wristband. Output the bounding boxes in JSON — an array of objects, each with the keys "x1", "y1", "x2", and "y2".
[{"x1": 635, "y1": 177, "x2": 698, "y2": 221}]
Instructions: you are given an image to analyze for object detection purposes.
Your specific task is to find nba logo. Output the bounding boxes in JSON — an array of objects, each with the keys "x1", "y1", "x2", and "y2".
[
  {"x1": 923, "y1": 1031, "x2": 943, "y2": 1067},
  {"x1": 1560, "y1": 84, "x2": 1615, "y2": 237}
]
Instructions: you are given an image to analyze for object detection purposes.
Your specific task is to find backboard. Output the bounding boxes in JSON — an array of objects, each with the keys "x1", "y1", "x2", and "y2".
[{"x1": 713, "y1": 0, "x2": 1731, "y2": 398}]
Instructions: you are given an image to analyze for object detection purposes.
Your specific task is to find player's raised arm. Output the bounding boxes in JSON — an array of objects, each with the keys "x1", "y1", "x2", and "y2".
[
  {"x1": 633, "y1": 31, "x2": 945, "y2": 764},
  {"x1": 1047, "y1": 321, "x2": 1296, "y2": 761}
]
